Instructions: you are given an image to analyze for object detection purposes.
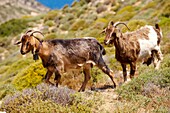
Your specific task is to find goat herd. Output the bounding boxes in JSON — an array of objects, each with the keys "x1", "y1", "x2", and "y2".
[{"x1": 15, "y1": 21, "x2": 163, "y2": 91}]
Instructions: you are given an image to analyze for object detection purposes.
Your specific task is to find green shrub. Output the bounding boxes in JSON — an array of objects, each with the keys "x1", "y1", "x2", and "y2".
[
  {"x1": 83, "y1": 13, "x2": 97, "y2": 21},
  {"x1": 82, "y1": 28, "x2": 100, "y2": 38},
  {"x1": 122, "y1": 19, "x2": 147, "y2": 32},
  {"x1": 100, "y1": 12, "x2": 116, "y2": 22},
  {"x1": 0, "y1": 84, "x2": 94, "y2": 113},
  {"x1": 0, "y1": 58, "x2": 32, "y2": 83},
  {"x1": 45, "y1": 33, "x2": 57, "y2": 39},
  {"x1": 93, "y1": 18, "x2": 107, "y2": 29},
  {"x1": 116, "y1": 11, "x2": 136, "y2": 21},
  {"x1": 91, "y1": 67, "x2": 105, "y2": 84},
  {"x1": 23, "y1": 14, "x2": 45, "y2": 22},
  {"x1": 69, "y1": 19, "x2": 88, "y2": 31},
  {"x1": 59, "y1": 22, "x2": 70, "y2": 31},
  {"x1": 0, "y1": 19, "x2": 28, "y2": 37},
  {"x1": 12, "y1": 61, "x2": 46, "y2": 90},
  {"x1": 44, "y1": 20, "x2": 55, "y2": 27},
  {"x1": 0, "y1": 84, "x2": 16, "y2": 99},
  {"x1": 159, "y1": 17, "x2": 170, "y2": 37},
  {"x1": 141, "y1": 1, "x2": 157, "y2": 10},
  {"x1": 44, "y1": 10, "x2": 58, "y2": 22},
  {"x1": 161, "y1": 3, "x2": 170, "y2": 17},
  {"x1": 117, "y1": 6, "x2": 135, "y2": 15},
  {"x1": 77, "y1": 9, "x2": 86, "y2": 18},
  {"x1": 0, "y1": 65, "x2": 9, "y2": 74},
  {"x1": 116, "y1": 54, "x2": 170, "y2": 112}
]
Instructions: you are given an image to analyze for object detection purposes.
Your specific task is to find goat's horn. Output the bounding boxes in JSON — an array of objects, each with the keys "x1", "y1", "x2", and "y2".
[
  {"x1": 114, "y1": 22, "x2": 130, "y2": 30},
  {"x1": 25, "y1": 30, "x2": 33, "y2": 34},
  {"x1": 30, "y1": 31, "x2": 44, "y2": 37}
]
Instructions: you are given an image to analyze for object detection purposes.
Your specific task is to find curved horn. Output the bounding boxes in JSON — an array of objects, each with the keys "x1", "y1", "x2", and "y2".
[
  {"x1": 25, "y1": 30, "x2": 33, "y2": 34},
  {"x1": 113, "y1": 22, "x2": 130, "y2": 30},
  {"x1": 30, "y1": 31, "x2": 44, "y2": 37}
]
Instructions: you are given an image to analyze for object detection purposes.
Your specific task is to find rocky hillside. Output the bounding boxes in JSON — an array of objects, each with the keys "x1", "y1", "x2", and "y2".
[
  {"x1": 0, "y1": 0, "x2": 170, "y2": 112},
  {"x1": 0, "y1": 0, "x2": 49, "y2": 23}
]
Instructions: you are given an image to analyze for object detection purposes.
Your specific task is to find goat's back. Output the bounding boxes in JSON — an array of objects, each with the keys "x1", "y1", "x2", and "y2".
[{"x1": 47, "y1": 38, "x2": 105, "y2": 65}]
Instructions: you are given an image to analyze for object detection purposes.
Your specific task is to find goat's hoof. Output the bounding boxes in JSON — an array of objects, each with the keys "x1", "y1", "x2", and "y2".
[
  {"x1": 78, "y1": 89, "x2": 85, "y2": 92},
  {"x1": 45, "y1": 81, "x2": 54, "y2": 86}
]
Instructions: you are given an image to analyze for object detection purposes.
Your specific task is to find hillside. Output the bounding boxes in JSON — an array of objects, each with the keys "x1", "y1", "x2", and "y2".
[
  {"x1": 0, "y1": 0, "x2": 49, "y2": 23},
  {"x1": 0, "y1": 0, "x2": 170, "y2": 112}
]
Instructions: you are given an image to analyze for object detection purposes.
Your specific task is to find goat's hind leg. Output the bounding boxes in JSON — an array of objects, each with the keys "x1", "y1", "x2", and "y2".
[
  {"x1": 45, "y1": 70, "x2": 54, "y2": 86},
  {"x1": 97, "y1": 57, "x2": 117, "y2": 88},
  {"x1": 54, "y1": 70, "x2": 61, "y2": 87},
  {"x1": 79, "y1": 64, "x2": 91, "y2": 92},
  {"x1": 129, "y1": 62, "x2": 136, "y2": 79},
  {"x1": 154, "y1": 49, "x2": 163, "y2": 69}
]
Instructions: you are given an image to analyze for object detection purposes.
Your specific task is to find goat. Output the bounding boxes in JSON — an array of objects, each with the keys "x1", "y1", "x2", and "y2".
[
  {"x1": 15, "y1": 30, "x2": 117, "y2": 91},
  {"x1": 102, "y1": 21, "x2": 163, "y2": 82}
]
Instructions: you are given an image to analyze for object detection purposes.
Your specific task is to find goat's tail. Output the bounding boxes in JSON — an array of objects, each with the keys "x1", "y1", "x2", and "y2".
[
  {"x1": 155, "y1": 24, "x2": 163, "y2": 45},
  {"x1": 97, "y1": 42, "x2": 106, "y2": 55},
  {"x1": 155, "y1": 24, "x2": 160, "y2": 31},
  {"x1": 155, "y1": 24, "x2": 163, "y2": 37}
]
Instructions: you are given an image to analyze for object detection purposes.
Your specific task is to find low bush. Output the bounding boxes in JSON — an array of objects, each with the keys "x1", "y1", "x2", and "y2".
[
  {"x1": 12, "y1": 61, "x2": 46, "y2": 90},
  {"x1": 117, "y1": 6, "x2": 135, "y2": 15},
  {"x1": 44, "y1": 10, "x2": 58, "y2": 22},
  {"x1": 44, "y1": 20, "x2": 55, "y2": 27},
  {"x1": 0, "y1": 58, "x2": 32, "y2": 83},
  {"x1": 93, "y1": 18, "x2": 107, "y2": 29},
  {"x1": 0, "y1": 83, "x2": 94, "y2": 113},
  {"x1": 0, "y1": 19, "x2": 28, "y2": 37},
  {"x1": 116, "y1": 54, "x2": 170, "y2": 112},
  {"x1": 159, "y1": 17, "x2": 170, "y2": 37},
  {"x1": 45, "y1": 33, "x2": 57, "y2": 39},
  {"x1": 161, "y1": 3, "x2": 170, "y2": 18},
  {"x1": 141, "y1": 1, "x2": 157, "y2": 10},
  {"x1": 122, "y1": 19, "x2": 147, "y2": 32},
  {"x1": 115, "y1": 11, "x2": 136, "y2": 21},
  {"x1": 96, "y1": 5, "x2": 107, "y2": 14},
  {"x1": 0, "y1": 84, "x2": 16, "y2": 99},
  {"x1": 69, "y1": 19, "x2": 88, "y2": 31}
]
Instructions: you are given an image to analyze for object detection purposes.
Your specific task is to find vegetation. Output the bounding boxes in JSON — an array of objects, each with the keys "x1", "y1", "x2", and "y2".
[
  {"x1": 116, "y1": 54, "x2": 170, "y2": 112},
  {"x1": 0, "y1": 19, "x2": 28, "y2": 37},
  {"x1": 0, "y1": 0, "x2": 170, "y2": 112}
]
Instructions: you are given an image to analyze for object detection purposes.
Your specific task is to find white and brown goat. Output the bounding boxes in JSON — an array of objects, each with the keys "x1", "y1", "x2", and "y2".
[
  {"x1": 16, "y1": 30, "x2": 117, "y2": 91},
  {"x1": 103, "y1": 21, "x2": 163, "y2": 82}
]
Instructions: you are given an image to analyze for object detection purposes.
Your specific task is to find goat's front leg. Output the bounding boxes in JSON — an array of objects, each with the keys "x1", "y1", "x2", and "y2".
[
  {"x1": 121, "y1": 63, "x2": 127, "y2": 82},
  {"x1": 54, "y1": 70, "x2": 61, "y2": 87},
  {"x1": 130, "y1": 62, "x2": 136, "y2": 79},
  {"x1": 79, "y1": 64, "x2": 91, "y2": 92},
  {"x1": 45, "y1": 70, "x2": 54, "y2": 86}
]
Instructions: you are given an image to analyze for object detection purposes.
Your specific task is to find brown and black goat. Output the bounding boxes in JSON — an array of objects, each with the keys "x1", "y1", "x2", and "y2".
[
  {"x1": 16, "y1": 30, "x2": 117, "y2": 91},
  {"x1": 102, "y1": 21, "x2": 163, "y2": 82}
]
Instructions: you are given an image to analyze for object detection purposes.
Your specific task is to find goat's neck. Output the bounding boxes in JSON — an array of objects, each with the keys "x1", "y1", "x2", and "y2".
[
  {"x1": 36, "y1": 41, "x2": 51, "y2": 61},
  {"x1": 113, "y1": 35, "x2": 127, "y2": 52}
]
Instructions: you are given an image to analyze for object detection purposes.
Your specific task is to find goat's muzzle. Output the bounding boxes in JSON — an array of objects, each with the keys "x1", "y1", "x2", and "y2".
[
  {"x1": 104, "y1": 40, "x2": 109, "y2": 45},
  {"x1": 20, "y1": 50, "x2": 26, "y2": 55}
]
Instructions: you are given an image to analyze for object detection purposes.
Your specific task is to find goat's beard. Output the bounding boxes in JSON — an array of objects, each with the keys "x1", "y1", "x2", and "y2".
[{"x1": 109, "y1": 40, "x2": 114, "y2": 45}]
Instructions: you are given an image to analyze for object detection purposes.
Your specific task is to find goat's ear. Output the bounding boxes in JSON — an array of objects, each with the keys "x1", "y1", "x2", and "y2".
[
  {"x1": 109, "y1": 21, "x2": 114, "y2": 26},
  {"x1": 115, "y1": 29, "x2": 122, "y2": 37},
  {"x1": 100, "y1": 28, "x2": 106, "y2": 34},
  {"x1": 15, "y1": 41, "x2": 21, "y2": 45}
]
